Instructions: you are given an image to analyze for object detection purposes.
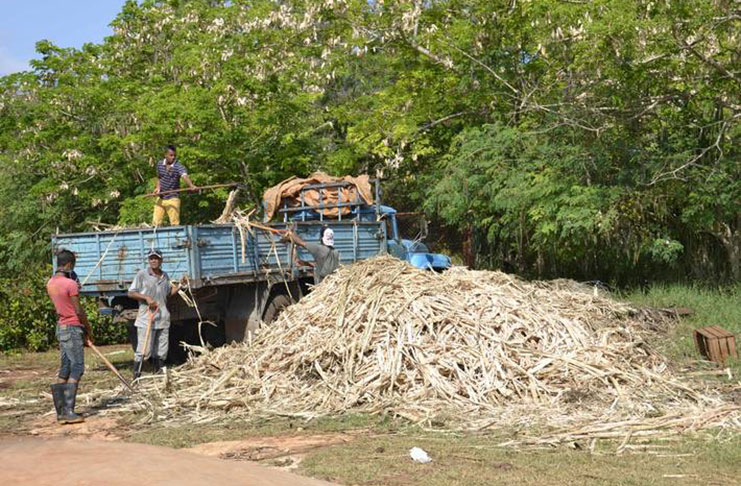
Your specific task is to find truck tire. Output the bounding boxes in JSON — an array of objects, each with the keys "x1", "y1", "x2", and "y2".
[{"x1": 262, "y1": 294, "x2": 292, "y2": 324}]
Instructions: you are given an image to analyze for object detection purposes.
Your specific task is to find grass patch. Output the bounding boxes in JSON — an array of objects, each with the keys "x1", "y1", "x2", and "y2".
[
  {"x1": 621, "y1": 284, "x2": 741, "y2": 374},
  {"x1": 126, "y1": 422, "x2": 262, "y2": 448},
  {"x1": 300, "y1": 431, "x2": 741, "y2": 486},
  {"x1": 0, "y1": 345, "x2": 135, "y2": 383},
  {"x1": 0, "y1": 347, "x2": 62, "y2": 370},
  {"x1": 126, "y1": 413, "x2": 405, "y2": 449}
]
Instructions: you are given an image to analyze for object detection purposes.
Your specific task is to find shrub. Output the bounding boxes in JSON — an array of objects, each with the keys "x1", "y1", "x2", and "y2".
[{"x1": 0, "y1": 265, "x2": 128, "y2": 352}]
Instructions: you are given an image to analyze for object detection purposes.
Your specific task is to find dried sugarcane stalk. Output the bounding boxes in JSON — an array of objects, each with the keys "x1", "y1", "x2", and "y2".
[{"x1": 125, "y1": 256, "x2": 740, "y2": 443}]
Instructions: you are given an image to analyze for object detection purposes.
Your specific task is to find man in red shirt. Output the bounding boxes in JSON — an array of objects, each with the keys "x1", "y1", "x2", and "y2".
[{"x1": 46, "y1": 249, "x2": 93, "y2": 424}]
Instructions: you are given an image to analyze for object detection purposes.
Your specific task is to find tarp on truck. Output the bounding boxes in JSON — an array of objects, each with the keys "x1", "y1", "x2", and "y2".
[{"x1": 263, "y1": 172, "x2": 373, "y2": 221}]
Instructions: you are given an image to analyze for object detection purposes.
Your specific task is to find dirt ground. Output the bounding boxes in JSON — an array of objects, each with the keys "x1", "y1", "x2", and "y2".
[
  {"x1": 1, "y1": 438, "x2": 336, "y2": 486},
  {"x1": 188, "y1": 432, "x2": 364, "y2": 470},
  {"x1": 29, "y1": 413, "x2": 124, "y2": 441},
  {"x1": 26, "y1": 410, "x2": 364, "y2": 473},
  {"x1": 0, "y1": 366, "x2": 44, "y2": 389},
  {"x1": 2, "y1": 345, "x2": 740, "y2": 486},
  {"x1": 0, "y1": 345, "x2": 359, "y2": 484}
]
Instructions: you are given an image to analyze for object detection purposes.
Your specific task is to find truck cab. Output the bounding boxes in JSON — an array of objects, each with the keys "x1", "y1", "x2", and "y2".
[
  {"x1": 374, "y1": 206, "x2": 450, "y2": 272},
  {"x1": 286, "y1": 202, "x2": 451, "y2": 272}
]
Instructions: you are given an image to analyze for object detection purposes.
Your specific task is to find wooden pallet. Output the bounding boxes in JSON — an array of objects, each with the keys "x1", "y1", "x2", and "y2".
[{"x1": 694, "y1": 326, "x2": 737, "y2": 364}]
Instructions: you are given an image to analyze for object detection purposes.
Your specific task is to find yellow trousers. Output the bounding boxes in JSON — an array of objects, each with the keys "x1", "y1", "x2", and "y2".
[{"x1": 152, "y1": 198, "x2": 181, "y2": 226}]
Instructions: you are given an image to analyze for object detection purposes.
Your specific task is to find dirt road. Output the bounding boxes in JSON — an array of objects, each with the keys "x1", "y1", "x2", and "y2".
[{"x1": 1, "y1": 437, "x2": 337, "y2": 486}]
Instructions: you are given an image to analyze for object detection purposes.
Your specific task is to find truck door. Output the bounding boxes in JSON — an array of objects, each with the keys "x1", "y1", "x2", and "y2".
[{"x1": 385, "y1": 214, "x2": 407, "y2": 260}]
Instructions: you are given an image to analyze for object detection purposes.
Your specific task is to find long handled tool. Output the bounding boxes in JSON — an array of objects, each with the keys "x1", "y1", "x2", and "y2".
[
  {"x1": 247, "y1": 221, "x2": 288, "y2": 235},
  {"x1": 145, "y1": 182, "x2": 238, "y2": 198},
  {"x1": 89, "y1": 343, "x2": 135, "y2": 393},
  {"x1": 136, "y1": 309, "x2": 157, "y2": 379}
]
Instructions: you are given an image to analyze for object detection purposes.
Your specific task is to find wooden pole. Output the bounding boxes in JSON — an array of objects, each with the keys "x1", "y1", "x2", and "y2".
[
  {"x1": 246, "y1": 221, "x2": 288, "y2": 235},
  {"x1": 136, "y1": 310, "x2": 157, "y2": 378},
  {"x1": 145, "y1": 182, "x2": 238, "y2": 198},
  {"x1": 89, "y1": 344, "x2": 135, "y2": 393}
]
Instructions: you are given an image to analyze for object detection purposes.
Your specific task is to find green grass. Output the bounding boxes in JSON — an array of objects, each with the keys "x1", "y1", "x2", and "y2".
[
  {"x1": 0, "y1": 345, "x2": 135, "y2": 377},
  {"x1": 124, "y1": 417, "x2": 741, "y2": 485},
  {"x1": 0, "y1": 347, "x2": 62, "y2": 370},
  {"x1": 621, "y1": 284, "x2": 741, "y2": 374},
  {"x1": 126, "y1": 413, "x2": 404, "y2": 449},
  {"x1": 299, "y1": 431, "x2": 741, "y2": 486}
]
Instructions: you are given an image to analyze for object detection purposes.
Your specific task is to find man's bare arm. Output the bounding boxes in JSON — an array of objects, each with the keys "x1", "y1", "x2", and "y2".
[
  {"x1": 128, "y1": 291, "x2": 158, "y2": 309},
  {"x1": 295, "y1": 258, "x2": 314, "y2": 268},
  {"x1": 288, "y1": 230, "x2": 307, "y2": 248},
  {"x1": 70, "y1": 295, "x2": 93, "y2": 345},
  {"x1": 182, "y1": 174, "x2": 198, "y2": 191}
]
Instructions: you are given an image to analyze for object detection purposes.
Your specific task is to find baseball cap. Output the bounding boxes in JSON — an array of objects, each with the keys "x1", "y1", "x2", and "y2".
[{"x1": 147, "y1": 249, "x2": 163, "y2": 260}]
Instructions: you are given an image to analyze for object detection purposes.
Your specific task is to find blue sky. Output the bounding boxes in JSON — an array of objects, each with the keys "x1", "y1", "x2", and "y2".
[{"x1": 0, "y1": 1, "x2": 126, "y2": 75}]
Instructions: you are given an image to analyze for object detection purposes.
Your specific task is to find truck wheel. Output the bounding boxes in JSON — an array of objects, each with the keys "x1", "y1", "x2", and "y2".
[{"x1": 262, "y1": 294, "x2": 292, "y2": 324}]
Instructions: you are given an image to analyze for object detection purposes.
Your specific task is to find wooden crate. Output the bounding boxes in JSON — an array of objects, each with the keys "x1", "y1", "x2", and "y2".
[{"x1": 694, "y1": 326, "x2": 737, "y2": 364}]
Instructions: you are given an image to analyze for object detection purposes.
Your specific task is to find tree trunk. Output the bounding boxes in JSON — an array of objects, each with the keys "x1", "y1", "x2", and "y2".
[
  {"x1": 517, "y1": 212, "x2": 526, "y2": 274},
  {"x1": 714, "y1": 216, "x2": 741, "y2": 281},
  {"x1": 728, "y1": 239, "x2": 740, "y2": 281},
  {"x1": 462, "y1": 224, "x2": 474, "y2": 269}
]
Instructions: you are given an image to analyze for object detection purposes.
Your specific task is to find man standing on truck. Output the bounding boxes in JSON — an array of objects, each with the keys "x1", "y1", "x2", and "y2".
[
  {"x1": 153, "y1": 145, "x2": 197, "y2": 226},
  {"x1": 128, "y1": 249, "x2": 182, "y2": 380},
  {"x1": 287, "y1": 226, "x2": 340, "y2": 285},
  {"x1": 47, "y1": 249, "x2": 93, "y2": 424}
]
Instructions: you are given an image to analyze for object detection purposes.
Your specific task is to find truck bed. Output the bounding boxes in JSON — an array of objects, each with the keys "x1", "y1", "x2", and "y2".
[{"x1": 52, "y1": 221, "x2": 386, "y2": 296}]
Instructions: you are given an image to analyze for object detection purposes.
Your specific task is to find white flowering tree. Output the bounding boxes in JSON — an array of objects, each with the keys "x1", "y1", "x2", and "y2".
[{"x1": 0, "y1": 0, "x2": 738, "y2": 281}]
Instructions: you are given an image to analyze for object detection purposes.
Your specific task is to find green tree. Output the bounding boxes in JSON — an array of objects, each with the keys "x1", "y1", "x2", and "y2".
[{"x1": 0, "y1": 0, "x2": 738, "y2": 312}]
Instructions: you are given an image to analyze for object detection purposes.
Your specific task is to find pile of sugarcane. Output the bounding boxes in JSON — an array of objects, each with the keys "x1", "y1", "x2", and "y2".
[{"x1": 134, "y1": 257, "x2": 739, "y2": 440}]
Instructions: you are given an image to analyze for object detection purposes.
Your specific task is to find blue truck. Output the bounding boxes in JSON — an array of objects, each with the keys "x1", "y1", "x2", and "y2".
[{"x1": 52, "y1": 179, "x2": 450, "y2": 353}]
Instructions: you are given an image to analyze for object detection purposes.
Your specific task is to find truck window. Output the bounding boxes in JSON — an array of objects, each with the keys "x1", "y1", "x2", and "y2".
[{"x1": 395, "y1": 213, "x2": 428, "y2": 241}]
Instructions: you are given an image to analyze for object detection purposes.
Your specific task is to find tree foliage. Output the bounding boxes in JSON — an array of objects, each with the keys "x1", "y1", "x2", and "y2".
[
  {"x1": 0, "y1": 267, "x2": 126, "y2": 352},
  {"x1": 0, "y1": 0, "x2": 738, "y2": 295}
]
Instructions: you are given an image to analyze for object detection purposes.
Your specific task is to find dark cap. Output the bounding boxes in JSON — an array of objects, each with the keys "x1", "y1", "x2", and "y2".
[{"x1": 147, "y1": 249, "x2": 163, "y2": 260}]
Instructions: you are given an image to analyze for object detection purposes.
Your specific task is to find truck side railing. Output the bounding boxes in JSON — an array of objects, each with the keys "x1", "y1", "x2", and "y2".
[
  {"x1": 53, "y1": 219, "x2": 387, "y2": 296},
  {"x1": 276, "y1": 178, "x2": 381, "y2": 222}
]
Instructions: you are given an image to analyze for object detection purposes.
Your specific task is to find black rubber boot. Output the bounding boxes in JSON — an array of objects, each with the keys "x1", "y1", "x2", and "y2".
[
  {"x1": 133, "y1": 360, "x2": 142, "y2": 381},
  {"x1": 59, "y1": 383, "x2": 84, "y2": 424},
  {"x1": 50, "y1": 384, "x2": 65, "y2": 422},
  {"x1": 153, "y1": 358, "x2": 163, "y2": 374}
]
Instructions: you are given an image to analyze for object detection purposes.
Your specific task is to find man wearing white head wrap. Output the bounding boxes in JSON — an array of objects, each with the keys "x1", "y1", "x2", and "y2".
[
  {"x1": 288, "y1": 226, "x2": 340, "y2": 285},
  {"x1": 321, "y1": 227, "x2": 335, "y2": 247}
]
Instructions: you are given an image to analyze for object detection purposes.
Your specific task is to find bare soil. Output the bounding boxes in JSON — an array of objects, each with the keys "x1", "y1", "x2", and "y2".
[
  {"x1": 3, "y1": 344, "x2": 739, "y2": 486},
  {"x1": 1, "y1": 437, "x2": 337, "y2": 486},
  {"x1": 0, "y1": 345, "x2": 350, "y2": 484},
  {"x1": 28, "y1": 413, "x2": 123, "y2": 441},
  {"x1": 0, "y1": 366, "x2": 45, "y2": 389},
  {"x1": 188, "y1": 431, "x2": 363, "y2": 470}
]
